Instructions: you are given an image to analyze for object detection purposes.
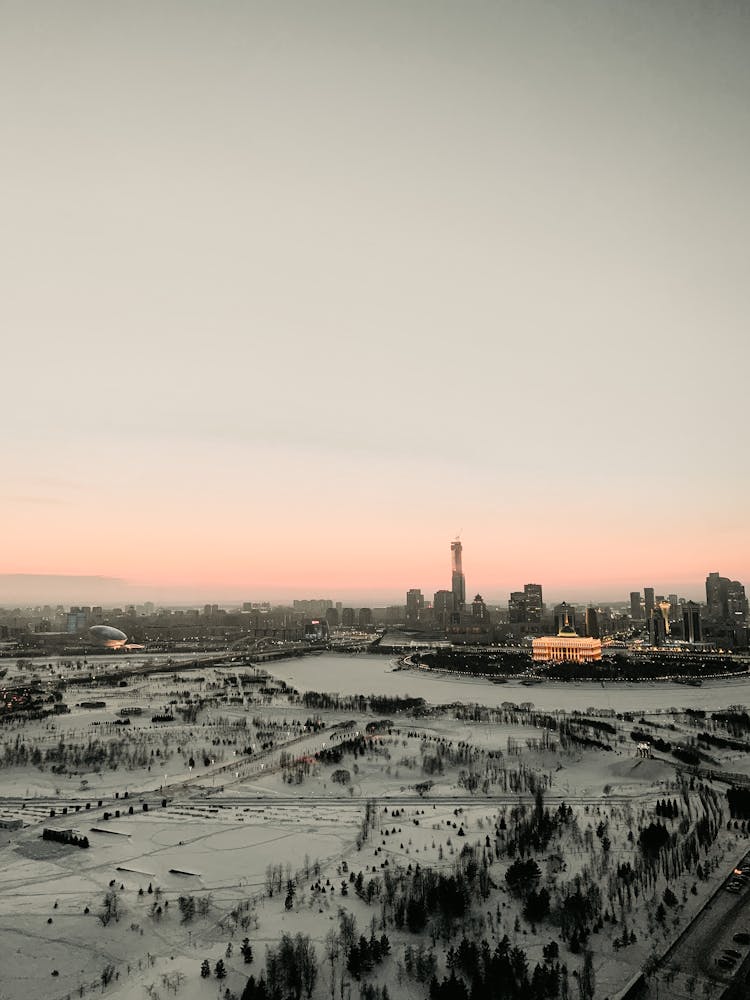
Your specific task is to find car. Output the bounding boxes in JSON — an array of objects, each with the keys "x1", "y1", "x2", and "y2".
[
  {"x1": 726, "y1": 885, "x2": 741, "y2": 894},
  {"x1": 724, "y1": 949, "x2": 742, "y2": 959},
  {"x1": 717, "y1": 957, "x2": 736, "y2": 969},
  {"x1": 733, "y1": 932, "x2": 750, "y2": 944}
]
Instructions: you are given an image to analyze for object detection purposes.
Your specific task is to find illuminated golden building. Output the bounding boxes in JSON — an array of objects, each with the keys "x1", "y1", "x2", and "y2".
[{"x1": 532, "y1": 622, "x2": 602, "y2": 663}]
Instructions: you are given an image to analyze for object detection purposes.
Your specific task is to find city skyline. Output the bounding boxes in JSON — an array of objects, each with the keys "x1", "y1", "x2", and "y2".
[
  {"x1": 3, "y1": 2, "x2": 748, "y2": 601},
  {"x1": 0, "y1": 563, "x2": 740, "y2": 609}
]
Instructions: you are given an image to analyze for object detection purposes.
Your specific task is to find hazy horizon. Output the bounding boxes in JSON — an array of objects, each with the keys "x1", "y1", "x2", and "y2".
[
  {"x1": 0, "y1": 571, "x2": 712, "y2": 609},
  {"x1": 3, "y1": 1, "x2": 748, "y2": 595}
]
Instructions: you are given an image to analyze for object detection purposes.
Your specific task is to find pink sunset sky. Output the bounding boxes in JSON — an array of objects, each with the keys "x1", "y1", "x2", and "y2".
[{"x1": 2, "y1": 1, "x2": 748, "y2": 607}]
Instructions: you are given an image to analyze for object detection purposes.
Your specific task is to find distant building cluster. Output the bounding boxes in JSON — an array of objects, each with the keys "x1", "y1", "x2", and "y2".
[
  {"x1": 624, "y1": 574, "x2": 748, "y2": 651},
  {"x1": 398, "y1": 543, "x2": 749, "y2": 659}
]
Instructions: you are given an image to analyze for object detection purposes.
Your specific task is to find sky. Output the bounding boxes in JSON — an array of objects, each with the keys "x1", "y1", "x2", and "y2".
[{"x1": 2, "y1": 0, "x2": 748, "y2": 606}]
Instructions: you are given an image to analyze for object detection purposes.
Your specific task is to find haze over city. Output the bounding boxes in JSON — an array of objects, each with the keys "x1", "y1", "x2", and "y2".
[
  {"x1": 3, "y1": 0, "x2": 748, "y2": 603},
  {"x1": 0, "y1": 565, "x2": 732, "y2": 611}
]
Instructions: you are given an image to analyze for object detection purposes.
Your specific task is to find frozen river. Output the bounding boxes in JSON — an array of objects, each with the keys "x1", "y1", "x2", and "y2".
[{"x1": 267, "y1": 653, "x2": 750, "y2": 714}]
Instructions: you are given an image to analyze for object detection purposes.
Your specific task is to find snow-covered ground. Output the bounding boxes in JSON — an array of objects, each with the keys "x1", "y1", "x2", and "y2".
[
  {"x1": 269, "y1": 653, "x2": 750, "y2": 712},
  {"x1": 1, "y1": 652, "x2": 749, "y2": 1000}
]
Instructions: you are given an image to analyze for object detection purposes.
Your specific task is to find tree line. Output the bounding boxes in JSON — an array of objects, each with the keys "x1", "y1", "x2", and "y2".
[{"x1": 42, "y1": 827, "x2": 90, "y2": 848}]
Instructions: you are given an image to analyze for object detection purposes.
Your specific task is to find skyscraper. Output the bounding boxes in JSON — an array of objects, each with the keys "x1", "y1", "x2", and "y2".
[
  {"x1": 683, "y1": 602, "x2": 702, "y2": 643},
  {"x1": 405, "y1": 589, "x2": 425, "y2": 626},
  {"x1": 471, "y1": 594, "x2": 489, "y2": 622},
  {"x1": 706, "y1": 573, "x2": 748, "y2": 622},
  {"x1": 644, "y1": 587, "x2": 655, "y2": 621},
  {"x1": 585, "y1": 607, "x2": 600, "y2": 639},
  {"x1": 630, "y1": 591, "x2": 642, "y2": 620},
  {"x1": 668, "y1": 594, "x2": 679, "y2": 622},
  {"x1": 509, "y1": 592, "x2": 527, "y2": 624},
  {"x1": 451, "y1": 537, "x2": 466, "y2": 612},
  {"x1": 706, "y1": 572, "x2": 727, "y2": 620},
  {"x1": 433, "y1": 590, "x2": 454, "y2": 629},
  {"x1": 553, "y1": 602, "x2": 576, "y2": 634},
  {"x1": 523, "y1": 583, "x2": 544, "y2": 624},
  {"x1": 508, "y1": 584, "x2": 544, "y2": 630},
  {"x1": 648, "y1": 606, "x2": 667, "y2": 646},
  {"x1": 658, "y1": 601, "x2": 671, "y2": 635},
  {"x1": 727, "y1": 580, "x2": 749, "y2": 621}
]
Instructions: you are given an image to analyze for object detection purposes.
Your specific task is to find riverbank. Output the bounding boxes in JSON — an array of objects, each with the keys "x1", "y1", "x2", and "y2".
[
  {"x1": 396, "y1": 653, "x2": 750, "y2": 686},
  {"x1": 265, "y1": 652, "x2": 750, "y2": 713}
]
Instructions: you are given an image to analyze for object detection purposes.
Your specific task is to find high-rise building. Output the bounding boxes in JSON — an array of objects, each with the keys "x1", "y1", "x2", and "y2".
[
  {"x1": 648, "y1": 606, "x2": 667, "y2": 646},
  {"x1": 683, "y1": 602, "x2": 702, "y2": 643},
  {"x1": 66, "y1": 610, "x2": 87, "y2": 633},
  {"x1": 630, "y1": 591, "x2": 642, "y2": 620},
  {"x1": 706, "y1": 572, "x2": 725, "y2": 619},
  {"x1": 658, "y1": 601, "x2": 671, "y2": 635},
  {"x1": 553, "y1": 602, "x2": 577, "y2": 634},
  {"x1": 325, "y1": 607, "x2": 339, "y2": 627},
  {"x1": 706, "y1": 573, "x2": 748, "y2": 622},
  {"x1": 341, "y1": 608, "x2": 355, "y2": 627},
  {"x1": 406, "y1": 589, "x2": 425, "y2": 626},
  {"x1": 358, "y1": 608, "x2": 372, "y2": 628},
  {"x1": 508, "y1": 592, "x2": 526, "y2": 624},
  {"x1": 585, "y1": 607, "x2": 600, "y2": 639},
  {"x1": 508, "y1": 584, "x2": 544, "y2": 630},
  {"x1": 644, "y1": 587, "x2": 655, "y2": 621},
  {"x1": 433, "y1": 590, "x2": 454, "y2": 629},
  {"x1": 523, "y1": 583, "x2": 544, "y2": 624},
  {"x1": 471, "y1": 594, "x2": 489, "y2": 622},
  {"x1": 727, "y1": 580, "x2": 749, "y2": 621},
  {"x1": 451, "y1": 538, "x2": 466, "y2": 612}
]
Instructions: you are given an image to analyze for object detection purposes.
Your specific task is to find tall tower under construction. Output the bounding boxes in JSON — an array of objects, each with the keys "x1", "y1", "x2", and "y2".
[{"x1": 451, "y1": 537, "x2": 466, "y2": 612}]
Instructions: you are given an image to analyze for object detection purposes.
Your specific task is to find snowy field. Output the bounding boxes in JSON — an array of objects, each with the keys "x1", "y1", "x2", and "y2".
[{"x1": 1, "y1": 652, "x2": 750, "y2": 1000}]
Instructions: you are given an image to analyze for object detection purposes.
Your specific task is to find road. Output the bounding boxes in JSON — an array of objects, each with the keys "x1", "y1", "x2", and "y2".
[{"x1": 631, "y1": 850, "x2": 750, "y2": 1000}]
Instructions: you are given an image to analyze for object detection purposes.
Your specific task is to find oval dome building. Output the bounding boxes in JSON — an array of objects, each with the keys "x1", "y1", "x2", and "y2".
[{"x1": 87, "y1": 625, "x2": 128, "y2": 648}]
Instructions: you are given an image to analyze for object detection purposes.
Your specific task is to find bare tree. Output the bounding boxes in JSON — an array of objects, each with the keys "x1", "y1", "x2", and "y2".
[
  {"x1": 324, "y1": 929, "x2": 339, "y2": 999},
  {"x1": 297, "y1": 935, "x2": 318, "y2": 999},
  {"x1": 99, "y1": 891, "x2": 119, "y2": 927},
  {"x1": 578, "y1": 950, "x2": 595, "y2": 1000}
]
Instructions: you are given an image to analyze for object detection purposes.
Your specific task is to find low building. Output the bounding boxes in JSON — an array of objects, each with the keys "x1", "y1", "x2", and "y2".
[{"x1": 532, "y1": 622, "x2": 602, "y2": 663}]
